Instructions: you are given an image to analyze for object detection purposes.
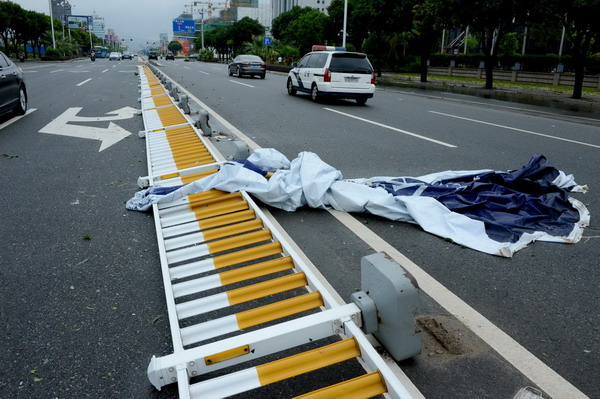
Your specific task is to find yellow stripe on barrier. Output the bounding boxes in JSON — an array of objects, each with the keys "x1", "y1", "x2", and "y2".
[
  {"x1": 156, "y1": 107, "x2": 187, "y2": 126},
  {"x1": 189, "y1": 192, "x2": 242, "y2": 209},
  {"x1": 236, "y1": 292, "x2": 324, "y2": 330},
  {"x1": 205, "y1": 345, "x2": 250, "y2": 365},
  {"x1": 202, "y1": 219, "x2": 264, "y2": 242},
  {"x1": 212, "y1": 241, "x2": 283, "y2": 269},
  {"x1": 206, "y1": 229, "x2": 273, "y2": 254},
  {"x1": 181, "y1": 170, "x2": 217, "y2": 184},
  {"x1": 196, "y1": 209, "x2": 256, "y2": 230},
  {"x1": 219, "y1": 256, "x2": 295, "y2": 286},
  {"x1": 192, "y1": 198, "x2": 249, "y2": 220},
  {"x1": 256, "y1": 338, "x2": 360, "y2": 386},
  {"x1": 294, "y1": 372, "x2": 387, "y2": 399},
  {"x1": 227, "y1": 272, "x2": 307, "y2": 305}
]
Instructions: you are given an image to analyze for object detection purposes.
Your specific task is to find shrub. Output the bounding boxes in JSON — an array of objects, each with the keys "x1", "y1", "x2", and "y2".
[
  {"x1": 200, "y1": 49, "x2": 214, "y2": 61},
  {"x1": 44, "y1": 48, "x2": 60, "y2": 59}
]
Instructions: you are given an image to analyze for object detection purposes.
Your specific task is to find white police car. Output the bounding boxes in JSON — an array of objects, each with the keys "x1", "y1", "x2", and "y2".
[{"x1": 286, "y1": 45, "x2": 376, "y2": 105}]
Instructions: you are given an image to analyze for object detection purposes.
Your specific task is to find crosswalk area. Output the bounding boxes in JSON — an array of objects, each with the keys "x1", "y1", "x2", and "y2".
[{"x1": 137, "y1": 64, "x2": 418, "y2": 398}]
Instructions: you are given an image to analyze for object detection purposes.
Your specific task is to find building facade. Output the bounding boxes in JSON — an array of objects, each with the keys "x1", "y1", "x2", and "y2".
[
  {"x1": 272, "y1": 0, "x2": 331, "y2": 19},
  {"x1": 51, "y1": 0, "x2": 72, "y2": 23}
]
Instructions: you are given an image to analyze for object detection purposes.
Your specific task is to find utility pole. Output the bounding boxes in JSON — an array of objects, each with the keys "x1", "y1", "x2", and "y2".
[
  {"x1": 200, "y1": 9, "x2": 205, "y2": 50},
  {"x1": 48, "y1": 0, "x2": 56, "y2": 48},
  {"x1": 342, "y1": 0, "x2": 348, "y2": 48},
  {"x1": 88, "y1": 16, "x2": 93, "y2": 52}
]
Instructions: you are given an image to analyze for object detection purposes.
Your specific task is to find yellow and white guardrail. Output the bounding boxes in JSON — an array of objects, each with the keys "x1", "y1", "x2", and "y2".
[{"x1": 137, "y1": 64, "x2": 417, "y2": 399}]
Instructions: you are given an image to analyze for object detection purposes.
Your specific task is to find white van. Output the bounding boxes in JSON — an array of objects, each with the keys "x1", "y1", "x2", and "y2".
[{"x1": 286, "y1": 45, "x2": 376, "y2": 105}]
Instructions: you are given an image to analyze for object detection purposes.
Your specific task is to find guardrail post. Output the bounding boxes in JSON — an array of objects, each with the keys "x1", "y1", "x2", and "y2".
[
  {"x1": 195, "y1": 110, "x2": 212, "y2": 136},
  {"x1": 352, "y1": 252, "x2": 421, "y2": 362}
]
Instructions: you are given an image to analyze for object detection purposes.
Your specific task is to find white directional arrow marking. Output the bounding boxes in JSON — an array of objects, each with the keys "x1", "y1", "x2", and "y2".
[{"x1": 39, "y1": 107, "x2": 136, "y2": 152}]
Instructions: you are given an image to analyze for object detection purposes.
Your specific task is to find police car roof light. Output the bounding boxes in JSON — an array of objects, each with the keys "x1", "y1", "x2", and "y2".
[{"x1": 312, "y1": 45, "x2": 346, "y2": 51}]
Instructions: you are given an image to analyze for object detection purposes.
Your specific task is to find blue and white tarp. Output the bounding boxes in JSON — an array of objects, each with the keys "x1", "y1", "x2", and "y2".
[{"x1": 127, "y1": 149, "x2": 590, "y2": 257}]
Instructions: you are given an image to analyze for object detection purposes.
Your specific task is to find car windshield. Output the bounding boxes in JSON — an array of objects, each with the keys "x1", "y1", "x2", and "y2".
[
  {"x1": 239, "y1": 55, "x2": 263, "y2": 63},
  {"x1": 329, "y1": 53, "x2": 372, "y2": 74}
]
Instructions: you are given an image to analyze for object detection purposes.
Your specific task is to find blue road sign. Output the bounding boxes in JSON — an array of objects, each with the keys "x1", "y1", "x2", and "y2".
[{"x1": 263, "y1": 37, "x2": 272, "y2": 46}]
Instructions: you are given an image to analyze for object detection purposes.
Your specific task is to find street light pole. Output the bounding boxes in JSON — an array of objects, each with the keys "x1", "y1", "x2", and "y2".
[
  {"x1": 342, "y1": 0, "x2": 348, "y2": 48},
  {"x1": 200, "y1": 9, "x2": 205, "y2": 50},
  {"x1": 48, "y1": 0, "x2": 56, "y2": 48},
  {"x1": 88, "y1": 16, "x2": 93, "y2": 53}
]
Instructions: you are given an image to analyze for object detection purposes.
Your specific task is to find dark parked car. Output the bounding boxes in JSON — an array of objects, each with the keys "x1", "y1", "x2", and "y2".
[
  {"x1": 165, "y1": 51, "x2": 175, "y2": 60},
  {"x1": 0, "y1": 51, "x2": 27, "y2": 117},
  {"x1": 228, "y1": 55, "x2": 266, "y2": 79},
  {"x1": 148, "y1": 51, "x2": 158, "y2": 60},
  {"x1": 122, "y1": 51, "x2": 133, "y2": 60}
]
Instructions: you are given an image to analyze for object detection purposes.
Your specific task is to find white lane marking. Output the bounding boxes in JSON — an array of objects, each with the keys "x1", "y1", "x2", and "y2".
[
  {"x1": 387, "y1": 88, "x2": 600, "y2": 123},
  {"x1": 184, "y1": 66, "x2": 190, "y2": 69},
  {"x1": 0, "y1": 108, "x2": 37, "y2": 131},
  {"x1": 327, "y1": 210, "x2": 588, "y2": 399},
  {"x1": 76, "y1": 78, "x2": 92, "y2": 87},
  {"x1": 430, "y1": 111, "x2": 600, "y2": 149},
  {"x1": 164, "y1": 70, "x2": 588, "y2": 399},
  {"x1": 324, "y1": 108, "x2": 457, "y2": 148},
  {"x1": 229, "y1": 80, "x2": 254, "y2": 88},
  {"x1": 50, "y1": 69, "x2": 64, "y2": 73},
  {"x1": 102, "y1": 69, "x2": 109, "y2": 73},
  {"x1": 198, "y1": 71, "x2": 209, "y2": 75}
]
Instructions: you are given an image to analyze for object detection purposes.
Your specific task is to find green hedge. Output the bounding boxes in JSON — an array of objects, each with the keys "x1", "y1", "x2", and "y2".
[{"x1": 44, "y1": 48, "x2": 60, "y2": 59}]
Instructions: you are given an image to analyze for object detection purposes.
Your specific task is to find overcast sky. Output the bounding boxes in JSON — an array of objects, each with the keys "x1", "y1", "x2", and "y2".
[{"x1": 15, "y1": 0, "x2": 198, "y2": 49}]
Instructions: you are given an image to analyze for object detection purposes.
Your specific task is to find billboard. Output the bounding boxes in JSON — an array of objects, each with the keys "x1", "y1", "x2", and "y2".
[
  {"x1": 175, "y1": 36, "x2": 192, "y2": 56},
  {"x1": 173, "y1": 19, "x2": 195, "y2": 33},
  {"x1": 67, "y1": 15, "x2": 92, "y2": 31}
]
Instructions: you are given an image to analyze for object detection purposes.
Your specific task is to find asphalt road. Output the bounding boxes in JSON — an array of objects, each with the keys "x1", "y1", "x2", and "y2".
[
  {"x1": 0, "y1": 58, "x2": 178, "y2": 398},
  {"x1": 155, "y1": 59, "x2": 600, "y2": 399},
  {"x1": 1, "y1": 57, "x2": 598, "y2": 399}
]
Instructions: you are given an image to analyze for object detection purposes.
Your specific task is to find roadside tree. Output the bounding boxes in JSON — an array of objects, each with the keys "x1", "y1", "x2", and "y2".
[
  {"x1": 272, "y1": 6, "x2": 328, "y2": 55},
  {"x1": 540, "y1": 0, "x2": 600, "y2": 99},
  {"x1": 452, "y1": 0, "x2": 533, "y2": 89},
  {"x1": 168, "y1": 40, "x2": 183, "y2": 54}
]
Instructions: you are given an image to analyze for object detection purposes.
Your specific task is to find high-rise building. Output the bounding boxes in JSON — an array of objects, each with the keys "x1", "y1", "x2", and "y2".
[
  {"x1": 91, "y1": 13, "x2": 106, "y2": 39},
  {"x1": 51, "y1": 0, "x2": 72, "y2": 23},
  {"x1": 236, "y1": 0, "x2": 273, "y2": 32},
  {"x1": 272, "y1": 0, "x2": 330, "y2": 19}
]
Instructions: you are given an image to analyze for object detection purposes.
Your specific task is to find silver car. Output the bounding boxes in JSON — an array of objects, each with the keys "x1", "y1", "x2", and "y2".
[
  {"x1": 108, "y1": 52, "x2": 121, "y2": 61},
  {"x1": 228, "y1": 55, "x2": 266, "y2": 79}
]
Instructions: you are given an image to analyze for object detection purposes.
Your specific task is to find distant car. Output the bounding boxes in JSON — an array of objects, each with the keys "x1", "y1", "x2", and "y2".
[
  {"x1": 122, "y1": 52, "x2": 132, "y2": 60},
  {"x1": 228, "y1": 55, "x2": 266, "y2": 79},
  {"x1": 165, "y1": 51, "x2": 175, "y2": 60},
  {"x1": 0, "y1": 50, "x2": 27, "y2": 117},
  {"x1": 148, "y1": 51, "x2": 158, "y2": 60},
  {"x1": 287, "y1": 45, "x2": 375, "y2": 104},
  {"x1": 108, "y1": 52, "x2": 121, "y2": 61}
]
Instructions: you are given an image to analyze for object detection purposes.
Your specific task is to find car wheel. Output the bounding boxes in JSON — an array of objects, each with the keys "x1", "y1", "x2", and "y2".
[
  {"x1": 311, "y1": 84, "x2": 320, "y2": 102},
  {"x1": 260, "y1": 73, "x2": 265, "y2": 79},
  {"x1": 287, "y1": 79, "x2": 296, "y2": 96},
  {"x1": 356, "y1": 98, "x2": 368, "y2": 105},
  {"x1": 237, "y1": 67, "x2": 242, "y2": 77},
  {"x1": 14, "y1": 85, "x2": 27, "y2": 115},
  {"x1": 228, "y1": 67, "x2": 233, "y2": 76}
]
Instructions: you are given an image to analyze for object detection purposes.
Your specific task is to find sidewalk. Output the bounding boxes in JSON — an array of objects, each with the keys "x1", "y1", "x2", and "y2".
[{"x1": 377, "y1": 73, "x2": 600, "y2": 116}]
